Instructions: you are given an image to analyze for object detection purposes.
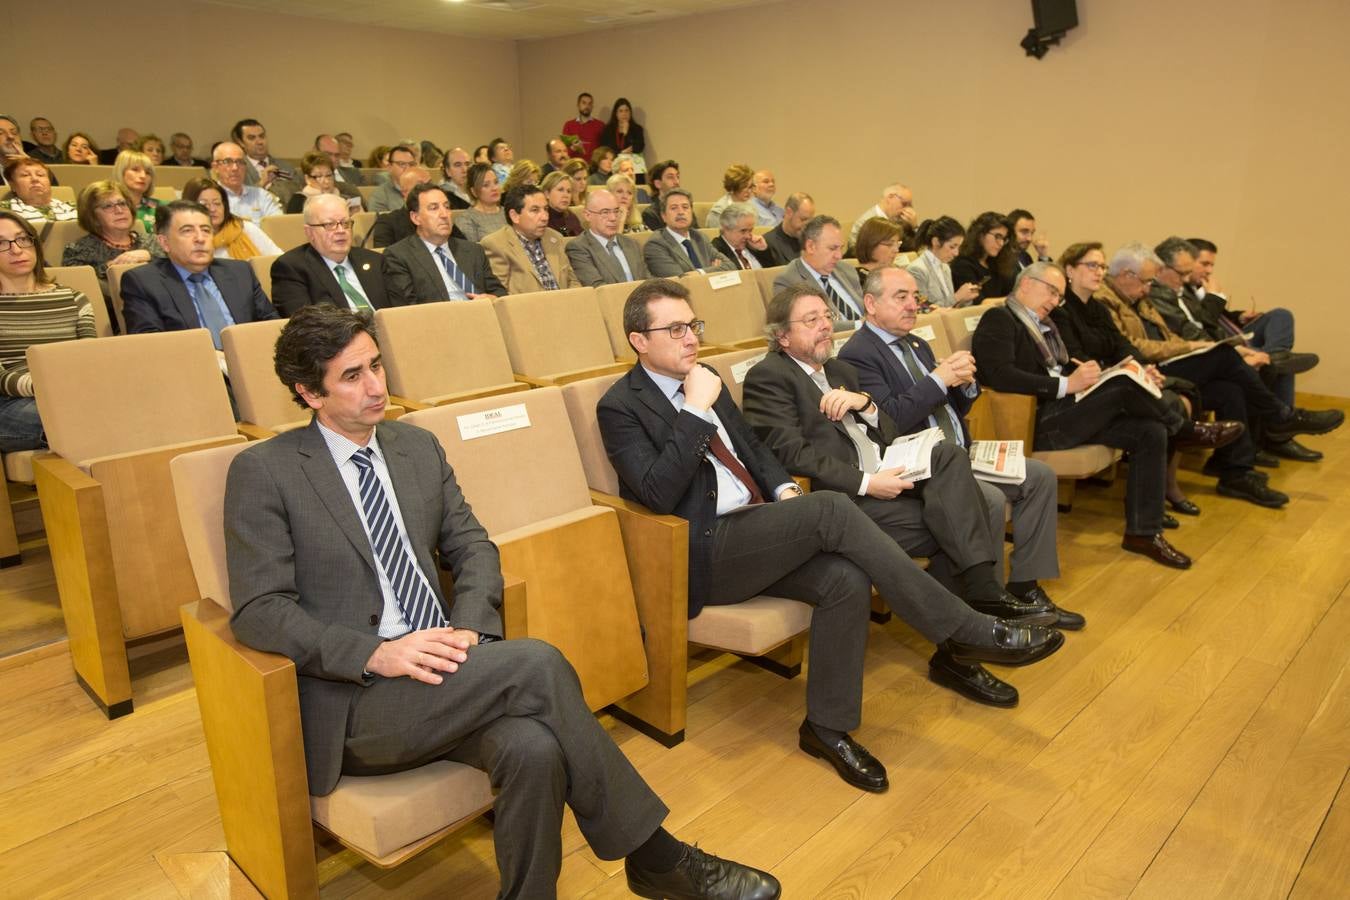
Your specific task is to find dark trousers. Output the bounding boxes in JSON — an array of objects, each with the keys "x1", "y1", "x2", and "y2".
[
  {"x1": 1247, "y1": 308, "x2": 1295, "y2": 352},
  {"x1": 343, "y1": 639, "x2": 668, "y2": 898},
  {"x1": 1035, "y1": 378, "x2": 1176, "y2": 535},
  {"x1": 1163, "y1": 344, "x2": 1290, "y2": 475}
]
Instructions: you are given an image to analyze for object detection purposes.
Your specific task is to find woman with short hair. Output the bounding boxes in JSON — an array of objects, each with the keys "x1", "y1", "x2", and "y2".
[
  {"x1": 705, "y1": 163, "x2": 754, "y2": 227},
  {"x1": 0, "y1": 157, "x2": 77, "y2": 223},
  {"x1": 113, "y1": 150, "x2": 161, "y2": 233},
  {"x1": 62, "y1": 180, "x2": 158, "y2": 288},
  {"x1": 286, "y1": 151, "x2": 361, "y2": 214},
  {"x1": 181, "y1": 177, "x2": 282, "y2": 260},
  {"x1": 135, "y1": 134, "x2": 166, "y2": 166}
]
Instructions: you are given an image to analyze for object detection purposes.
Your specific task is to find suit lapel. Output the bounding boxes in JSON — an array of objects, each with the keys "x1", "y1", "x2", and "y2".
[
  {"x1": 306, "y1": 246, "x2": 344, "y2": 305},
  {"x1": 588, "y1": 232, "x2": 623, "y2": 282},
  {"x1": 209, "y1": 260, "x2": 250, "y2": 323},
  {"x1": 297, "y1": 421, "x2": 379, "y2": 577},
  {"x1": 412, "y1": 240, "x2": 450, "y2": 300},
  {"x1": 378, "y1": 425, "x2": 429, "y2": 553},
  {"x1": 159, "y1": 262, "x2": 200, "y2": 330},
  {"x1": 510, "y1": 234, "x2": 542, "y2": 289},
  {"x1": 630, "y1": 365, "x2": 678, "y2": 427},
  {"x1": 349, "y1": 250, "x2": 384, "y2": 307}
]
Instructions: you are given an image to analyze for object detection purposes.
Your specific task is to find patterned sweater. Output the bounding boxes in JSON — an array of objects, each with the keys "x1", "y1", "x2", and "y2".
[{"x1": 0, "y1": 286, "x2": 96, "y2": 397}]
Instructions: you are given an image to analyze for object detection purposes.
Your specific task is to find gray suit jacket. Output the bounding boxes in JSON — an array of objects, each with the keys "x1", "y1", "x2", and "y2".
[
  {"x1": 226, "y1": 418, "x2": 504, "y2": 794},
  {"x1": 773, "y1": 257, "x2": 866, "y2": 323},
  {"x1": 367, "y1": 181, "x2": 406, "y2": 214},
  {"x1": 642, "y1": 228, "x2": 733, "y2": 277},
  {"x1": 565, "y1": 230, "x2": 650, "y2": 287},
  {"x1": 382, "y1": 234, "x2": 505, "y2": 304}
]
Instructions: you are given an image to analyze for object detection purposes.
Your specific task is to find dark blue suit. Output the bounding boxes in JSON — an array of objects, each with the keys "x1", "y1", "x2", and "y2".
[
  {"x1": 121, "y1": 257, "x2": 277, "y2": 336},
  {"x1": 838, "y1": 323, "x2": 975, "y2": 439}
]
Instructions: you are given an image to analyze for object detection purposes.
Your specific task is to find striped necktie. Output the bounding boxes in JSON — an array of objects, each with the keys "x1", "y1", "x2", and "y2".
[{"x1": 435, "y1": 245, "x2": 474, "y2": 296}]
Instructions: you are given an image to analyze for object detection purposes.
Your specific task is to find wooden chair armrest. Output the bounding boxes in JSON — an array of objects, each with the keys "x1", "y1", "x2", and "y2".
[
  {"x1": 383, "y1": 404, "x2": 405, "y2": 421},
  {"x1": 423, "y1": 383, "x2": 530, "y2": 407},
  {"x1": 514, "y1": 373, "x2": 553, "y2": 389},
  {"x1": 237, "y1": 421, "x2": 276, "y2": 441},
  {"x1": 515, "y1": 362, "x2": 631, "y2": 389},
  {"x1": 792, "y1": 475, "x2": 812, "y2": 492},
  {"x1": 500, "y1": 570, "x2": 526, "y2": 640},
  {"x1": 388, "y1": 395, "x2": 431, "y2": 412},
  {"x1": 973, "y1": 388, "x2": 1037, "y2": 447}
]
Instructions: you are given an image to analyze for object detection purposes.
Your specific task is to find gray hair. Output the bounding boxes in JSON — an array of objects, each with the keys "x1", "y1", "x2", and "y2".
[
  {"x1": 882, "y1": 182, "x2": 909, "y2": 199},
  {"x1": 763, "y1": 284, "x2": 828, "y2": 349},
  {"x1": 1154, "y1": 235, "x2": 1198, "y2": 267},
  {"x1": 862, "y1": 267, "x2": 889, "y2": 299},
  {"x1": 659, "y1": 187, "x2": 693, "y2": 214},
  {"x1": 718, "y1": 202, "x2": 756, "y2": 230},
  {"x1": 302, "y1": 192, "x2": 348, "y2": 222},
  {"x1": 1107, "y1": 242, "x2": 1163, "y2": 277},
  {"x1": 1012, "y1": 260, "x2": 1066, "y2": 296},
  {"x1": 0, "y1": 114, "x2": 21, "y2": 131},
  {"x1": 800, "y1": 214, "x2": 841, "y2": 247},
  {"x1": 784, "y1": 192, "x2": 813, "y2": 213}
]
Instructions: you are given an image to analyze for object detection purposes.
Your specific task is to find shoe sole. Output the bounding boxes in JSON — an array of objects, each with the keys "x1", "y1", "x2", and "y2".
[
  {"x1": 1054, "y1": 614, "x2": 1086, "y2": 631},
  {"x1": 798, "y1": 740, "x2": 889, "y2": 793},
  {"x1": 1267, "y1": 418, "x2": 1344, "y2": 441},
  {"x1": 1121, "y1": 543, "x2": 1192, "y2": 569},
  {"x1": 927, "y1": 666, "x2": 1019, "y2": 707},
  {"x1": 948, "y1": 629, "x2": 1065, "y2": 668},
  {"x1": 1216, "y1": 485, "x2": 1289, "y2": 508}
]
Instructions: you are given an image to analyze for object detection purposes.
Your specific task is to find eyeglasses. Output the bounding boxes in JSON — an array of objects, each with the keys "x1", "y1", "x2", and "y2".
[
  {"x1": 213, "y1": 158, "x2": 246, "y2": 167},
  {"x1": 1075, "y1": 261, "x2": 1106, "y2": 271},
  {"x1": 1166, "y1": 264, "x2": 1194, "y2": 279},
  {"x1": 0, "y1": 235, "x2": 36, "y2": 252},
  {"x1": 587, "y1": 207, "x2": 622, "y2": 217},
  {"x1": 96, "y1": 200, "x2": 131, "y2": 212},
  {"x1": 1027, "y1": 277, "x2": 1063, "y2": 301},
  {"x1": 789, "y1": 310, "x2": 840, "y2": 328},
  {"x1": 308, "y1": 219, "x2": 354, "y2": 232},
  {"x1": 639, "y1": 319, "x2": 705, "y2": 339},
  {"x1": 988, "y1": 233, "x2": 1009, "y2": 243}
]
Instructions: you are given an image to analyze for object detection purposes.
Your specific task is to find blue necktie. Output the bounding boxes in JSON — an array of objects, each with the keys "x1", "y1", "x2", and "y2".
[
  {"x1": 350, "y1": 447, "x2": 449, "y2": 632},
  {"x1": 682, "y1": 238, "x2": 701, "y2": 268},
  {"x1": 187, "y1": 272, "x2": 230, "y2": 349},
  {"x1": 822, "y1": 275, "x2": 858, "y2": 321},
  {"x1": 435, "y1": 245, "x2": 474, "y2": 296},
  {"x1": 892, "y1": 339, "x2": 960, "y2": 445}
]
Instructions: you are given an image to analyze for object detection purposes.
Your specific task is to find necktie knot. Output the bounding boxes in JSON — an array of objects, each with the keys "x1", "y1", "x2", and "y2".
[
  {"x1": 351, "y1": 446, "x2": 374, "y2": 470},
  {"x1": 188, "y1": 272, "x2": 208, "y2": 284}
]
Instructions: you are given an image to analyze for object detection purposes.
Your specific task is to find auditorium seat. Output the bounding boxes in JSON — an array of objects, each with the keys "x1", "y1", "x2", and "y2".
[
  {"x1": 29, "y1": 329, "x2": 246, "y2": 716},
  {"x1": 400, "y1": 390, "x2": 649, "y2": 712},
  {"x1": 492, "y1": 288, "x2": 628, "y2": 385},
  {"x1": 692, "y1": 201, "x2": 714, "y2": 226},
  {"x1": 154, "y1": 166, "x2": 207, "y2": 191},
  {"x1": 351, "y1": 210, "x2": 375, "y2": 247},
  {"x1": 105, "y1": 261, "x2": 144, "y2": 334},
  {"x1": 49, "y1": 186, "x2": 76, "y2": 204},
  {"x1": 683, "y1": 270, "x2": 769, "y2": 350},
  {"x1": 46, "y1": 164, "x2": 113, "y2": 192},
  {"x1": 259, "y1": 214, "x2": 308, "y2": 251},
  {"x1": 701, "y1": 346, "x2": 771, "y2": 408},
  {"x1": 173, "y1": 441, "x2": 501, "y2": 899},
  {"x1": 753, "y1": 265, "x2": 785, "y2": 306},
  {"x1": 47, "y1": 265, "x2": 115, "y2": 338},
  {"x1": 249, "y1": 254, "x2": 279, "y2": 300},
  {"x1": 41, "y1": 219, "x2": 88, "y2": 267},
  {"x1": 375, "y1": 300, "x2": 528, "y2": 408},
  {"x1": 221, "y1": 319, "x2": 309, "y2": 437}
]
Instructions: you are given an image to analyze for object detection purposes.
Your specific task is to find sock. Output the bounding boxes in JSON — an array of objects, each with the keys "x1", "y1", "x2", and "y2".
[
  {"x1": 1006, "y1": 579, "x2": 1037, "y2": 599},
  {"x1": 950, "y1": 612, "x2": 1000, "y2": 644},
  {"x1": 957, "y1": 561, "x2": 1003, "y2": 605},
  {"x1": 628, "y1": 827, "x2": 684, "y2": 873},
  {"x1": 806, "y1": 719, "x2": 846, "y2": 745}
]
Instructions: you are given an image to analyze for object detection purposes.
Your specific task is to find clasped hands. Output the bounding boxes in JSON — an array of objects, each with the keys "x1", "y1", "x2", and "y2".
[{"x1": 365, "y1": 627, "x2": 481, "y2": 685}]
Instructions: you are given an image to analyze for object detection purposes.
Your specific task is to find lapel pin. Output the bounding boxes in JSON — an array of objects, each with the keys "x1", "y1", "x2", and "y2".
[{"x1": 361, "y1": 263, "x2": 370, "y2": 271}]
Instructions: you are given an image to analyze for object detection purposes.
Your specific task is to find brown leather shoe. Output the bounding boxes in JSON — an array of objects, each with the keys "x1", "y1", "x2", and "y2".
[
  {"x1": 1121, "y1": 533, "x2": 1192, "y2": 569},
  {"x1": 1175, "y1": 420, "x2": 1244, "y2": 450}
]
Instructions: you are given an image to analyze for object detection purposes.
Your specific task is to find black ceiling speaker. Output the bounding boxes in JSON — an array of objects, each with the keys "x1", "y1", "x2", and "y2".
[{"x1": 1022, "y1": 0, "x2": 1078, "y2": 59}]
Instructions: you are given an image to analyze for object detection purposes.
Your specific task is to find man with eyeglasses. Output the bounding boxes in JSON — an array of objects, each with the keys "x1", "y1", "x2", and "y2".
[
  {"x1": 598, "y1": 278, "x2": 1063, "y2": 792},
  {"x1": 383, "y1": 183, "x2": 502, "y2": 306},
  {"x1": 270, "y1": 194, "x2": 391, "y2": 317},
  {"x1": 231, "y1": 118, "x2": 298, "y2": 205},
  {"x1": 849, "y1": 183, "x2": 916, "y2": 250},
  {"x1": 367, "y1": 145, "x2": 420, "y2": 214},
  {"x1": 24, "y1": 118, "x2": 62, "y2": 165},
  {"x1": 211, "y1": 141, "x2": 283, "y2": 226},
  {"x1": 774, "y1": 215, "x2": 865, "y2": 328},
  {"x1": 164, "y1": 132, "x2": 207, "y2": 168},
  {"x1": 565, "y1": 188, "x2": 650, "y2": 287},
  {"x1": 312, "y1": 134, "x2": 365, "y2": 206}
]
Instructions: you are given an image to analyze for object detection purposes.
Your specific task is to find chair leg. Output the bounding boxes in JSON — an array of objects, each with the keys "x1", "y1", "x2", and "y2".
[
  {"x1": 869, "y1": 592, "x2": 891, "y2": 625},
  {"x1": 744, "y1": 633, "x2": 807, "y2": 679},
  {"x1": 1056, "y1": 478, "x2": 1078, "y2": 513},
  {"x1": 0, "y1": 483, "x2": 21, "y2": 567}
]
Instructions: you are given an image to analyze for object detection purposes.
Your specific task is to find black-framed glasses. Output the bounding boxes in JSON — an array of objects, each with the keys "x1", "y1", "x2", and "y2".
[
  {"x1": 308, "y1": 219, "x2": 354, "y2": 232},
  {"x1": 213, "y1": 158, "x2": 246, "y2": 167},
  {"x1": 96, "y1": 200, "x2": 131, "y2": 212},
  {"x1": 789, "y1": 310, "x2": 839, "y2": 328},
  {"x1": 1027, "y1": 276, "x2": 1063, "y2": 301},
  {"x1": 639, "y1": 319, "x2": 705, "y2": 339},
  {"x1": 0, "y1": 235, "x2": 36, "y2": 252}
]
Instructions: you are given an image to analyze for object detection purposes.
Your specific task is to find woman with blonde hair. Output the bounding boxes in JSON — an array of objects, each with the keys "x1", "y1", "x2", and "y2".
[
  {"x1": 62, "y1": 181, "x2": 158, "y2": 287},
  {"x1": 605, "y1": 172, "x2": 646, "y2": 232},
  {"x1": 704, "y1": 163, "x2": 754, "y2": 227},
  {"x1": 562, "y1": 158, "x2": 589, "y2": 209},
  {"x1": 113, "y1": 149, "x2": 161, "y2": 233},
  {"x1": 134, "y1": 134, "x2": 166, "y2": 166},
  {"x1": 501, "y1": 159, "x2": 542, "y2": 196},
  {"x1": 540, "y1": 171, "x2": 583, "y2": 237}
]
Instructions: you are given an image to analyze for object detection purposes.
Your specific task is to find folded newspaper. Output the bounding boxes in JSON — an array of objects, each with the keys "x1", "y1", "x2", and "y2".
[
  {"x1": 879, "y1": 426, "x2": 943, "y2": 481},
  {"x1": 1074, "y1": 357, "x2": 1162, "y2": 402},
  {"x1": 968, "y1": 440, "x2": 1027, "y2": 485}
]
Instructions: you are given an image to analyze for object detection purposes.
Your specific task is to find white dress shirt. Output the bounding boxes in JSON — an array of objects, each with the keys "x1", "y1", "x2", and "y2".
[
  {"x1": 322, "y1": 254, "x2": 374, "y2": 310},
  {"x1": 801, "y1": 259, "x2": 864, "y2": 319},
  {"x1": 421, "y1": 237, "x2": 470, "y2": 300},
  {"x1": 789, "y1": 355, "x2": 883, "y2": 495},
  {"x1": 222, "y1": 184, "x2": 282, "y2": 225}
]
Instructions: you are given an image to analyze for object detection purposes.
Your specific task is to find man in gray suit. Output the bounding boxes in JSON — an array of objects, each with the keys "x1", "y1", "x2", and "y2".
[
  {"x1": 382, "y1": 184, "x2": 503, "y2": 305},
  {"x1": 773, "y1": 215, "x2": 865, "y2": 326},
  {"x1": 225, "y1": 305, "x2": 780, "y2": 900},
  {"x1": 367, "y1": 145, "x2": 419, "y2": 213},
  {"x1": 565, "y1": 188, "x2": 650, "y2": 286},
  {"x1": 232, "y1": 117, "x2": 299, "y2": 206},
  {"x1": 642, "y1": 188, "x2": 734, "y2": 277}
]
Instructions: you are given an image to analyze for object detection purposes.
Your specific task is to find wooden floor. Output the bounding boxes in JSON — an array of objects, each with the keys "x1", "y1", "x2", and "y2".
[{"x1": 2, "y1": 398, "x2": 1348, "y2": 899}]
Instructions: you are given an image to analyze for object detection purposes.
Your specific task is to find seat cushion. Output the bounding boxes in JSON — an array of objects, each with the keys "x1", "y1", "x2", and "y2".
[
  {"x1": 3, "y1": 451, "x2": 35, "y2": 483},
  {"x1": 688, "y1": 595, "x2": 813, "y2": 656},
  {"x1": 311, "y1": 760, "x2": 494, "y2": 860},
  {"x1": 1032, "y1": 445, "x2": 1119, "y2": 479}
]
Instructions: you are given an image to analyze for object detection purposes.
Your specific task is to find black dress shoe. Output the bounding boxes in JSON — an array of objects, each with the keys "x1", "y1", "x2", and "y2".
[
  {"x1": 1267, "y1": 350, "x2": 1319, "y2": 375},
  {"x1": 627, "y1": 844, "x2": 782, "y2": 900},
  {"x1": 797, "y1": 721, "x2": 888, "y2": 792},
  {"x1": 1162, "y1": 514, "x2": 1180, "y2": 529},
  {"x1": 942, "y1": 620, "x2": 1064, "y2": 668},
  {"x1": 1017, "y1": 585, "x2": 1086, "y2": 631},
  {"x1": 1217, "y1": 471, "x2": 1289, "y2": 508},
  {"x1": 928, "y1": 649, "x2": 1018, "y2": 707},
  {"x1": 1252, "y1": 450, "x2": 1281, "y2": 468},
  {"x1": 1175, "y1": 419, "x2": 1245, "y2": 450},
  {"x1": 1168, "y1": 498, "x2": 1201, "y2": 516},
  {"x1": 1265, "y1": 407, "x2": 1345, "y2": 443},
  {"x1": 1121, "y1": 533, "x2": 1192, "y2": 569},
  {"x1": 966, "y1": 590, "x2": 1057, "y2": 626},
  {"x1": 1265, "y1": 439, "x2": 1323, "y2": 462}
]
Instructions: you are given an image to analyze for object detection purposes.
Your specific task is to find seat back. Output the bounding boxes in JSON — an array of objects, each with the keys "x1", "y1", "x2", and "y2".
[
  {"x1": 46, "y1": 265, "x2": 114, "y2": 337},
  {"x1": 912, "y1": 311, "x2": 952, "y2": 358},
  {"x1": 222, "y1": 319, "x2": 310, "y2": 432},
  {"x1": 558, "y1": 373, "x2": 626, "y2": 495},
  {"x1": 701, "y1": 347, "x2": 769, "y2": 409},
  {"x1": 941, "y1": 305, "x2": 991, "y2": 353},
  {"x1": 753, "y1": 265, "x2": 786, "y2": 306},
  {"x1": 684, "y1": 270, "x2": 768, "y2": 348},
  {"x1": 692, "y1": 201, "x2": 714, "y2": 226},
  {"x1": 627, "y1": 229, "x2": 658, "y2": 249},
  {"x1": 357, "y1": 185, "x2": 377, "y2": 208},
  {"x1": 376, "y1": 301, "x2": 518, "y2": 403},
  {"x1": 29, "y1": 329, "x2": 237, "y2": 466},
  {"x1": 41, "y1": 219, "x2": 88, "y2": 265},
  {"x1": 170, "y1": 442, "x2": 253, "y2": 611},
  {"x1": 250, "y1": 254, "x2": 279, "y2": 300},
  {"x1": 150, "y1": 186, "x2": 178, "y2": 203},
  {"x1": 47, "y1": 164, "x2": 114, "y2": 192},
  {"x1": 259, "y1": 214, "x2": 308, "y2": 251},
  {"x1": 50, "y1": 186, "x2": 76, "y2": 203},
  {"x1": 106, "y1": 261, "x2": 146, "y2": 334},
  {"x1": 594, "y1": 281, "x2": 638, "y2": 361},
  {"x1": 492, "y1": 288, "x2": 615, "y2": 379},
  {"x1": 155, "y1": 166, "x2": 207, "y2": 190},
  {"x1": 351, "y1": 210, "x2": 375, "y2": 247}
]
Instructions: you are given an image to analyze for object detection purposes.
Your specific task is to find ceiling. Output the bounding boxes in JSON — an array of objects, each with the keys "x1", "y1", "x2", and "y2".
[{"x1": 197, "y1": 0, "x2": 784, "y2": 41}]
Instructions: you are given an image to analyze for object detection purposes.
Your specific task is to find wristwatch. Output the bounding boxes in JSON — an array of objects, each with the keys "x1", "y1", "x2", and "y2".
[{"x1": 856, "y1": 391, "x2": 876, "y2": 414}]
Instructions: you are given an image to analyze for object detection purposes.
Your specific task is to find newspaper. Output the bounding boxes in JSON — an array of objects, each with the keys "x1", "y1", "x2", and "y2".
[
  {"x1": 1158, "y1": 332, "x2": 1253, "y2": 365},
  {"x1": 1074, "y1": 357, "x2": 1162, "y2": 402},
  {"x1": 969, "y1": 440, "x2": 1027, "y2": 485},
  {"x1": 879, "y1": 426, "x2": 943, "y2": 482}
]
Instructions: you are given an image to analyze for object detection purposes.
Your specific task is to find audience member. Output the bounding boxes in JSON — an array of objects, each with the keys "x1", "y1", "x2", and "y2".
[
  {"x1": 120, "y1": 200, "x2": 277, "y2": 346},
  {"x1": 471, "y1": 144, "x2": 490, "y2": 165},
  {"x1": 588, "y1": 147, "x2": 616, "y2": 185},
  {"x1": 182, "y1": 177, "x2": 283, "y2": 260},
  {"x1": 334, "y1": 132, "x2": 359, "y2": 172},
  {"x1": 711, "y1": 204, "x2": 775, "y2": 270},
  {"x1": 457, "y1": 163, "x2": 507, "y2": 243},
  {"x1": 540, "y1": 171, "x2": 583, "y2": 237},
  {"x1": 0, "y1": 117, "x2": 22, "y2": 173},
  {"x1": 849, "y1": 183, "x2": 916, "y2": 248},
  {"x1": 614, "y1": 158, "x2": 649, "y2": 203},
  {"x1": 604, "y1": 172, "x2": 646, "y2": 232},
  {"x1": 0, "y1": 211, "x2": 97, "y2": 451},
  {"x1": 210, "y1": 142, "x2": 283, "y2": 225},
  {"x1": 25, "y1": 118, "x2": 62, "y2": 164},
  {"x1": 566, "y1": 188, "x2": 650, "y2": 287},
  {"x1": 749, "y1": 170, "x2": 783, "y2": 226},
  {"x1": 480, "y1": 184, "x2": 581, "y2": 294},
  {"x1": 907, "y1": 216, "x2": 981, "y2": 308},
  {"x1": 382, "y1": 183, "x2": 502, "y2": 304},
  {"x1": 763, "y1": 192, "x2": 814, "y2": 265},
  {"x1": 839, "y1": 268, "x2": 1078, "y2": 630},
  {"x1": 231, "y1": 118, "x2": 298, "y2": 204},
  {"x1": 286, "y1": 151, "x2": 362, "y2": 214},
  {"x1": 597, "y1": 278, "x2": 1063, "y2": 787},
  {"x1": 437, "y1": 147, "x2": 473, "y2": 209},
  {"x1": 367, "y1": 145, "x2": 419, "y2": 213},
  {"x1": 369, "y1": 167, "x2": 438, "y2": 249},
  {"x1": 313, "y1": 134, "x2": 365, "y2": 201},
  {"x1": 63, "y1": 132, "x2": 99, "y2": 166},
  {"x1": 599, "y1": 97, "x2": 646, "y2": 158},
  {"x1": 502, "y1": 159, "x2": 543, "y2": 195},
  {"x1": 113, "y1": 150, "x2": 161, "y2": 233},
  {"x1": 96, "y1": 127, "x2": 139, "y2": 164},
  {"x1": 135, "y1": 134, "x2": 166, "y2": 166},
  {"x1": 165, "y1": 132, "x2": 205, "y2": 168},
  {"x1": 63, "y1": 181, "x2": 157, "y2": 293},
  {"x1": 643, "y1": 189, "x2": 732, "y2": 277},
  {"x1": 641, "y1": 159, "x2": 682, "y2": 231},
  {"x1": 226, "y1": 303, "x2": 778, "y2": 900},
  {"x1": 366, "y1": 145, "x2": 393, "y2": 182},
  {"x1": 541, "y1": 137, "x2": 571, "y2": 175},
  {"x1": 1008, "y1": 208, "x2": 1051, "y2": 269},
  {"x1": 563, "y1": 158, "x2": 590, "y2": 209},
  {"x1": 773, "y1": 215, "x2": 864, "y2": 325},
  {"x1": 852, "y1": 217, "x2": 904, "y2": 286},
  {"x1": 705, "y1": 164, "x2": 754, "y2": 227},
  {"x1": 271, "y1": 194, "x2": 391, "y2": 317},
  {"x1": 1, "y1": 157, "x2": 77, "y2": 223},
  {"x1": 487, "y1": 138, "x2": 514, "y2": 184},
  {"x1": 951, "y1": 211, "x2": 1014, "y2": 302},
  {"x1": 562, "y1": 92, "x2": 605, "y2": 161}
]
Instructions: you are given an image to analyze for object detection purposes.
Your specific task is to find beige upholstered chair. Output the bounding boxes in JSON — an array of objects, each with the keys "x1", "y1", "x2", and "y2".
[
  {"x1": 683, "y1": 270, "x2": 770, "y2": 350},
  {"x1": 753, "y1": 265, "x2": 785, "y2": 307},
  {"x1": 40, "y1": 219, "x2": 88, "y2": 267},
  {"x1": 375, "y1": 301, "x2": 527, "y2": 409},
  {"x1": 399, "y1": 392, "x2": 648, "y2": 713},
  {"x1": 260, "y1": 214, "x2": 308, "y2": 251},
  {"x1": 701, "y1": 347, "x2": 770, "y2": 409},
  {"x1": 249, "y1": 254, "x2": 279, "y2": 300},
  {"x1": 356, "y1": 185, "x2": 377, "y2": 209},
  {"x1": 558, "y1": 372, "x2": 813, "y2": 746},
  {"x1": 173, "y1": 441, "x2": 508, "y2": 899},
  {"x1": 350, "y1": 210, "x2": 375, "y2": 247},
  {"x1": 49, "y1": 185, "x2": 76, "y2": 203},
  {"x1": 29, "y1": 329, "x2": 247, "y2": 716},
  {"x1": 492, "y1": 288, "x2": 628, "y2": 386},
  {"x1": 47, "y1": 265, "x2": 114, "y2": 338},
  {"x1": 154, "y1": 166, "x2": 206, "y2": 191},
  {"x1": 46, "y1": 164, "x2": 113, "y2": 192},
  {"x1": 691, "y1": 201, "x2": 714, "y2": 227},
  {"x1": 221, "y1": 319, "x2": 310, "y2": 437},
  {"x1": 105, "y1": 260, "x2": 145, "y2": 334}
]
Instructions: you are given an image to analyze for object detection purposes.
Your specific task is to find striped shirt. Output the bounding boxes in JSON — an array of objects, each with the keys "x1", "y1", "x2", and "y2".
[{"x1": 0, "y1": 286, "x2": 96, "y2": 397}]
